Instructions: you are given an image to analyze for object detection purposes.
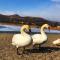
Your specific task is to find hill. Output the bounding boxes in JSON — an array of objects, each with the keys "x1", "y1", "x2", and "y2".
[{"x1": 0, "y1": 14, "x2": 60, "y2": 27}]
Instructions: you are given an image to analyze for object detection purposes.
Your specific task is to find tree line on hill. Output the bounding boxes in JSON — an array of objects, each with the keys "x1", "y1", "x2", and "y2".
[{"x1": 0, "y1": 14, "x2": 60, "y2": 27}]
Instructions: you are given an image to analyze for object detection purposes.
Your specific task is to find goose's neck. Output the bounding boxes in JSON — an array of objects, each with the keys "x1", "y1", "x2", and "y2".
[
  {"x1": 21, "y1": 28, "x2": 27, "y2": 35},
  {"x1": 40, "y1": 26, "x2": 46, "y2": 35}
]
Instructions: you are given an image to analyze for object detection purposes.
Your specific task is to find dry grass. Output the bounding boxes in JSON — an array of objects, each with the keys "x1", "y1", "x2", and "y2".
[{"x1": 0, "y1": 33, "x2": 60, "y2": 60}]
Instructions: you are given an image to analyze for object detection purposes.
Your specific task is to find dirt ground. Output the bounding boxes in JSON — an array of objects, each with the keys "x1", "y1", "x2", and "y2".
[{"x1": 0, "y1": 33, "x2": 60, "y2": 60}]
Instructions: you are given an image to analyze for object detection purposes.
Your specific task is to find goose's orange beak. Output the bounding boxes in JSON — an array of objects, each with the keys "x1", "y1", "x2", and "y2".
[{"x1": 48, "y1": 26, "x2": 50, "y2": 32}]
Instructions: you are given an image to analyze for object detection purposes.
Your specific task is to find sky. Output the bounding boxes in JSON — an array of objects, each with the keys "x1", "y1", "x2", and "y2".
[{"x1": 0, "y1": 0, "x2": 60, "y2": 21}]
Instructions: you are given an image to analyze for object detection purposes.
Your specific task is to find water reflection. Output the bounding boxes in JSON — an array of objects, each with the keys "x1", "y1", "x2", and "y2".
[
  {"x1": 0, "y1": 25, "x2": 20, "y2": 31},
  {"x1": 0, "y1": 26, "x2": 6, "y2": 29},
  {"x1": 0, "y1": 24, "x2": 60, "y2": 33}
]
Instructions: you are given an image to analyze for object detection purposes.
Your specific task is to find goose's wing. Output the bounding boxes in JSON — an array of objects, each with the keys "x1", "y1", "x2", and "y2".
[
  {"x1": 32, "y1": 34, "x2": 47, "y2": 44},
  {"x1": 32, "y1": 34, "x2": 41, "y2": 39},
  {"x1": 12, "y1": 34, "x2": 31, "y2": 46},
  {"x1": 32, "y1": 34, "x2": 43, "y2": 44}
]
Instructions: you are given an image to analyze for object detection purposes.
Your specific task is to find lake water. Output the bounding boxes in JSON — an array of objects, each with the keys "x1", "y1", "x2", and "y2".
[{"x1": 0, "y1": 24, "x2": 60, "y2": 33}]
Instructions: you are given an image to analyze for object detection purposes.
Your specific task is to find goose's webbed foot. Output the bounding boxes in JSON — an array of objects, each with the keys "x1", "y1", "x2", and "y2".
[{"x1": 17, "y1": 48, "x2": 21, "y2": 55}]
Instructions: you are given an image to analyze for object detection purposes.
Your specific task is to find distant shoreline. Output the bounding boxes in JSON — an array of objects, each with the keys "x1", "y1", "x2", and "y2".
[
  {"x1": 0, "y1": 22, "x2": 60, "y2": 30},
  {"x1": 0, "y1": 31, "x2": 60, "y2": 34}
]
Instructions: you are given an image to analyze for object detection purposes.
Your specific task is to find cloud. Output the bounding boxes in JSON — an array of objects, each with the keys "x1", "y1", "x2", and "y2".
[
  {"x1": 55, "y1": 4, "x2": 60, "y2": 8},
  {"x1": 51, "y1": 0, "x2": 60, "y2": 2},
  {"x1": 51, "y1": 0, "x2": 60, "y2": 6},
  {"x1": 0, "y1": 10, "x2": 16, "y2": 15},
  {"x1": 39, "y1": 5, "x2": 60, "y2": 21},
  {"x1": 0, "y1": 10, "x2": 40, "y2": 17}
]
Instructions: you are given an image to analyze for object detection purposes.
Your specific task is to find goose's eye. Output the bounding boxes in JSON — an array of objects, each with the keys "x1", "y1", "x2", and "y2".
[
  {"x1": 24, "y1": 28, "x2": 29, "y2": 32},
  {"x1": 24, "y1": 29, "x2": 27, "y2": 32},
  {"x1": 44, "y1": 27, "x2": 47, "y2": 29}
]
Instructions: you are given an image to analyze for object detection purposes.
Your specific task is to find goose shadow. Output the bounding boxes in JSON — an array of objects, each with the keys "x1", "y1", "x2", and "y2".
[{"x1": 25, "y1": 47, "x2": 60, "y2": 53}]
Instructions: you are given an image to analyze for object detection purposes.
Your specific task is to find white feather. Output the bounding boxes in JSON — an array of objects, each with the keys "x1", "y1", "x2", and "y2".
[
  {"x1": 53, "y1": 39, "x2": 60, "y2": 45},
  {"x1": 32, "y1": 24, "x2": 49, "y2": 45},
  {"x1": 12, "y1": 25, "x2": 32, "y2": 48}
]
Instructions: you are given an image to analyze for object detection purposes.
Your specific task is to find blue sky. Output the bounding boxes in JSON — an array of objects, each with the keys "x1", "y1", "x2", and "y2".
[{"x1": 0, "y1": 0, "x2": 60, "y2": 21}]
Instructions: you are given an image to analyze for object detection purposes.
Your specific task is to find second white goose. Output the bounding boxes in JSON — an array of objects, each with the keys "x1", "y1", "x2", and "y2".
[{"x1": 32, "y1": 24, "x2": 50, "y2": 49}]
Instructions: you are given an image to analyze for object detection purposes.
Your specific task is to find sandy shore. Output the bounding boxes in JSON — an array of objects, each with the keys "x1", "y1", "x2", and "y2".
[{"x1": 0, "y1": 33, "x2": 60, "y2": 60}]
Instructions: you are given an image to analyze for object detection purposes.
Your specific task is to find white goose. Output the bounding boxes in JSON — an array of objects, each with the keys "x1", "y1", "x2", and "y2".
[
  {"x1": 32, "y1": 24, "x2": 49, "y2": 49},
  {"x1": 53, "y1": 38, "x2": 60, "y2": 46},
  {"x1": 12, "y1": 25, "x2": 32, "y2": 55}
]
